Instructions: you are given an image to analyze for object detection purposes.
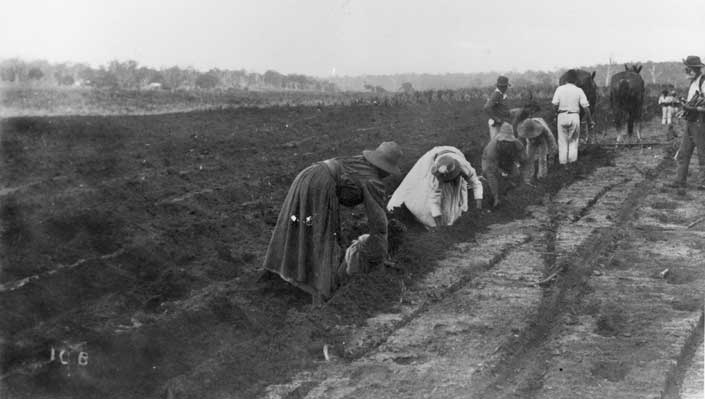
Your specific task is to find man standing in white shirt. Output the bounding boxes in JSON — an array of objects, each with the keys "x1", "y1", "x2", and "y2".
[
  {"x1": 667, "y1": 55, "x2": 705, "y2": 190},
  {"x1": 551, "y1": 69, "x2": 596, "y2": 167}
]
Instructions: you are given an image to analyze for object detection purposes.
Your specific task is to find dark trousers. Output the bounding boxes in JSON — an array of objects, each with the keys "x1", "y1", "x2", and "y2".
[{"x1": 675, "y1": 120, "x2": 705, "y2": 185}]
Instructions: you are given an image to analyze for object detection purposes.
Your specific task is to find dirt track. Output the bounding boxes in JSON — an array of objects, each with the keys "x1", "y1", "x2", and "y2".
[
  {"x1": 265, "y1": 120, "x2": 705, "y2": 399},
  {"x1": 1, "y1": 99, "x2": 702, "y2": 398}
]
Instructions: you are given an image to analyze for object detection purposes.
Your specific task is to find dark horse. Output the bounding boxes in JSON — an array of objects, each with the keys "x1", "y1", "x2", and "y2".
[
  {"x1": 509, "y1": 90, "x2": 541, "y2": 134},
  {"x1": 559, "y1": 69, "x2": 598, "y2": 142},
  {"x1": 609, "y1": 64, "x2": 645, "y2": 142}
]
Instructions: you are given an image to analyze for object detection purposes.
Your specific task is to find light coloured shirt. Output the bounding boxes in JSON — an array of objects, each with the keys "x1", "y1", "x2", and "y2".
[
  {"x1": 551, "y1": 83, "x2": 590, "y2": 113},
  {"x1": 387, "y1": 146, "x2": 482, "y2": 227},
  {"x1": 687, "y1": 74, "x2": 704, "y2": 101}
]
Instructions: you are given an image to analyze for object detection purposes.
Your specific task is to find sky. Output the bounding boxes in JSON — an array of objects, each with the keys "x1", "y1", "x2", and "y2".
[{"x1": 1, "y1": 0, "x2": 703, "y2": 77}]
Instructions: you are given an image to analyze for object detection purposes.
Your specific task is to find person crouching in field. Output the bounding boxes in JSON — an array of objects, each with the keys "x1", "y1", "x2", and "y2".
[
  {"x1": 517, "y1": 117, "x2": 558, "y2": 182},
  {"x1": 387, "y1": 146, "x2": 483, "y2": 230},
  {"x1": 262, "y1": 141, "x2": 403, "y2": 305},
  {"x1": 482, "y1": 123, "x2": 528, "y2": 208},
  {"x1": 551, "y1": 69, "x2": 595, "y2": 168}
]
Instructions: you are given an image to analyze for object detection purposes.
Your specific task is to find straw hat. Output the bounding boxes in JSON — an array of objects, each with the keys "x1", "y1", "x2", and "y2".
[
  {"x1": 517, "y1": 118, "x2": 547, "y2": 139},
  {"x1": 432, "y1": 155, "x2": 462, "y2": 182},
  {"x1": 495, "y1": 122, "x2": 516, "y2": 141},
  {"x1": 363, "y1": 141, "x2": 403, "y2": 176}
]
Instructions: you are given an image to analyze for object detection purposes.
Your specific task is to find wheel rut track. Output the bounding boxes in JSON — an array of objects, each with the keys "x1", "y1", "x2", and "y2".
[
  {"x1": 478, "y1": 155, "x2": 671, "y2": 399},
  {"x1": 337, "y1": 235, "x2": 532, "y2": 360},
  {"x1": 661, "y1": 312, "x2": 704, "y2": 399}
]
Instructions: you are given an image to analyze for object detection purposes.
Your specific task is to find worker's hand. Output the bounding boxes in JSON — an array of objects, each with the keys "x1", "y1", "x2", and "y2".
[{"x1": 589, "y1": 121, "x2": 596, "y2": 130}]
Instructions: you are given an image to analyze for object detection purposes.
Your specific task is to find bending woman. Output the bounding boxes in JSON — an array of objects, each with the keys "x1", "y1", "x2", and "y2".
[
  {"x1": 262, "y1": 141, "x2": 403, "y2": 305},
  {"x1": 387, "y1": 146, "x2": 483, "y2": 229}
]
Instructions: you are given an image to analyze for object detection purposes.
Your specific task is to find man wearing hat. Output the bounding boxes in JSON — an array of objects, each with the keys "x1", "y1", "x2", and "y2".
[
  {"x1": 387, "y1": 146, "x2": 483, "y2": 229},
  {"x1": 262, "y1": 141, "x2": 403, "y2": 304},
  {"x1": 482, "y1": 123, "x2": 528, "y2": 208},
  {"x1": 551, "y1": 69, "x2": 595, "y2": 167},
  {"x1": 668, "y1": 56, "x2": 705, "y2": 190},
  {"x1": 517, "y1": 117, "x2": 558, "y2": 181},
  {"x1": 484, "y1": 76, "x2": 512, "y2": 139}
]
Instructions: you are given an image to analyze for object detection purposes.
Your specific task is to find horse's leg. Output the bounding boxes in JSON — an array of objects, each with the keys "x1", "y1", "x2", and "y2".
[
  {"x1": 636, "y1": 119, "x2": 642, "y2": 142},
  {"x1": 615, "y1": 112, "x2": 624, "y2": 145}
]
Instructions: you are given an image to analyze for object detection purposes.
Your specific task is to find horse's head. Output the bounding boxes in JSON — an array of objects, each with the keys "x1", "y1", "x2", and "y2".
[
  {"x1": 624, "y1": 64, "x2": 643, "y2": 74},
  {"x1": 510, "y1": 90, "x2": 541, "y2": 126},
  {"x1": 522, "y1": 90, "x2": 541, "y2": 115}
]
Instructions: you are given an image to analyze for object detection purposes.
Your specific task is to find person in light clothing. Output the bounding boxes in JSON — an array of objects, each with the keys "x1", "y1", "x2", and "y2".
[
  {"x1": 659, "y1": 89, "x2": 675, "y2": 126},
  {"x1": 551, "y1": 69, "x2": 595, "y2": 166},
  {"x1": 387, "y1": 146, "x2": 483, "y2": 229}
]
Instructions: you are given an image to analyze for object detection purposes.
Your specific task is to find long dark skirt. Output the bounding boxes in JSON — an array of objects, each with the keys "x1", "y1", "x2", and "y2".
[{"x1": 262, "y1": 163, "x2": 341, "y2": 298}]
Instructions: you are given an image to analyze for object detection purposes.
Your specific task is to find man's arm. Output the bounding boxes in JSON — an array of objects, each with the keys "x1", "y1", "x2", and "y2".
[
  {"x1": 578, "y1": 89, "x2": 595, "y2": 127},
  {"x1": 484, "y1": 91, "x2": 504, "y2": 124},
  {"x1": 584, "y1": 107, "x2": 595, "y2": 128},
  {"x1": 361, "y1": 183, "x2": 388, "y2": 265},
  {"x1": 551, "y1": 87, "x2": 561, "y2": 115}
]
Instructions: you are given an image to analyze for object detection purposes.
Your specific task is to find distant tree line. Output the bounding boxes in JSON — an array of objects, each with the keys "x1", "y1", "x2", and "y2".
[
  {"x1": 331, "y1": 61, "x2": 690, "y2": 92},
  {"x1": 1, "y1": 58, "x2": 690, "y2": 94},
  {"x1": 0, "y1": 58, "x2": 339, "y2": 92}
]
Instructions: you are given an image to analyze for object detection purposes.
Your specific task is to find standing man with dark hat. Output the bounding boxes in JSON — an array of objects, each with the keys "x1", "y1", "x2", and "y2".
[
  {"x1": 667, "y1": 55, "x2": 705, "y2": 190},
  {"x1": 484, "y1": 76, "x2": 512, "y2": 139}
]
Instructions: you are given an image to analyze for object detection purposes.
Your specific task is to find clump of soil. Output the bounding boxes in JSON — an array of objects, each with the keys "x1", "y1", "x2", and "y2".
[
  {"x1": 595, "y1": 302, "x2": 628, "y2": 336},
  {"x1": 590, "y1": 360, "x2": 630, "y2": 382},
  {"x1": 665, "y1": 267, "x2": 700, "y2": 285}
]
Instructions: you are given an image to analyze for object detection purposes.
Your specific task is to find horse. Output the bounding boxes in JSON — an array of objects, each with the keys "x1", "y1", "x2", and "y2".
[
  {"x1": 509, "y1": 90, "x2": 541, "y2": 134},
  {"x1": 559, "y1": 69, "x2": 598, "y2": 142},
  {"x1": 609, "y1": 64, "x2": 645, "y2": 143}
]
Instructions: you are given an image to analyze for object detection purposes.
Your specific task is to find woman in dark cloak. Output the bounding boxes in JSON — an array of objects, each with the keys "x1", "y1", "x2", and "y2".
[{"x1": 262, "y1": 141, "x2": 403, "y2": 304}]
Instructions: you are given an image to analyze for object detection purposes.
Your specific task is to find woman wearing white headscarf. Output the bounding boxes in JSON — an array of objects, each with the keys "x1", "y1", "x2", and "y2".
[{"x1": 387, "y1": 146, "x2": 483, "y2": 229}]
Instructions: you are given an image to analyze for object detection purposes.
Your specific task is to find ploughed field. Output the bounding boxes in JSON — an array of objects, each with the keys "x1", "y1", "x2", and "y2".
[{"x1": 1, "y1": 97, "x2": 622, "y2": 398}]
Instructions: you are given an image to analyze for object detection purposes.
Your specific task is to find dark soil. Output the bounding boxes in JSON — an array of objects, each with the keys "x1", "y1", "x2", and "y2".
[{"x1": 0, "y1": 99, "x2": 616, "y2": 398}]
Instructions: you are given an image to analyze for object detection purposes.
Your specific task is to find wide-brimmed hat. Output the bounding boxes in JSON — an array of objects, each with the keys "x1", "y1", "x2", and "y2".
[
  {"x1": 517, "y1": 119, "x2": 542, "y2": 139},
  {"x1": 683, "y1": 55, "x2": 705, "y2": 68},
  {"x1": 496, "y1": 76, "x2": 511, "y2": 87},
  {"x1": 517, "y1": 118, "x2": 551, "y2": 139},
  {"x1": 432, "y1": 155, "x2": 462, "y2": 182},
  {"x1": 363, "y1": 141, "x2": 403, "y2": 176},
  {"x1": 495, "y1": 122, "x2": 516, "y2": 141}
]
